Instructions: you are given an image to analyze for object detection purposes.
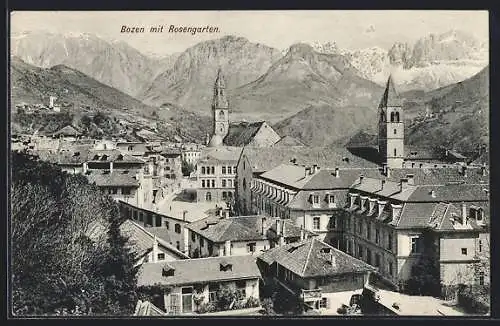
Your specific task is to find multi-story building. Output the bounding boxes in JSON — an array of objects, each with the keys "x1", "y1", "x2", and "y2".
[
  {"x1": 185, "y1": 215, "x2": 316, "y2": 258},
  {"x1": 181, "y1": 143, "x2": 202, "y2": 166},
  {"x1": 196, "y1": 146, "x2": 242, "y2": 203}
]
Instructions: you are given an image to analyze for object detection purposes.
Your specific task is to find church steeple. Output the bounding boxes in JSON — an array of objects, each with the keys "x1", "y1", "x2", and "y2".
[
  {"x1": 212, "y1": 68, "x2": 229, "y2": 109},
  {"x1": 378, "y1": 75, "x2": 404, "y2": 169},
  {"x1": 209, "y1": 68, "x2": 230, "y2": 147}
]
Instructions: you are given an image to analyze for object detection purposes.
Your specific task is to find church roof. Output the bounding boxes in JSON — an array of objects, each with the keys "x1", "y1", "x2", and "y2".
[
  {"x1": 223, "y1": 121, "x2": 267, "y2": 147},
  {"x1": 212, "y1": 68, "x2": 229, "y2": 109},
  {"x1": 379, "y1": 75, "x2": 403, "y2": 108}
]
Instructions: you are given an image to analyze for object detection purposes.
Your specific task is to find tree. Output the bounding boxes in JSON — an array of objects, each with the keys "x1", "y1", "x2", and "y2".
[{"x1": 181, "y1": 159, "x2": 195, "y2": 176}]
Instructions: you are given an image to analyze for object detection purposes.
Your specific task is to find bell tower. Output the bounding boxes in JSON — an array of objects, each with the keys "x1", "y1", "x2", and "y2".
[
  {"x1": 212, "y1": 68, "x2": 229, "y2": 140},
  {"x1": 378, "y1": 75, "x2": 404, "y2": 169}
]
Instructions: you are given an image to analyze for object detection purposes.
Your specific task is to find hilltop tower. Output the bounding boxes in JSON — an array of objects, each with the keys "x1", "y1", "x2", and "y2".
[
  {"x1": 378, "y1": 75, "x2": 404, "y2": 169},
  {"x1": 208, "y1": 68, "x2": 229, "y2": 147}
]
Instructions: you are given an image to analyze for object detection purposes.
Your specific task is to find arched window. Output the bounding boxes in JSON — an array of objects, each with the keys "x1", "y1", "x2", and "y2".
[
  {"x1": 390, "y1": 112, "x2": 395, "y2": 122},
  {"x1": 394, "y1": 148, "x2": 397, "y2": 157},
  {"x1": 201, "y1": 166, "x2": 206, "y2": 174},
  {"x1": 219, "y1": 110, "x2": 225, "y2": 119},
  {"x1": 394, "y1": 112, "x2": 400, "y2": 122},
  {"x1": 206, "y1": 192, "x2": 212, "y2": 201},
  {"x1": 243, "y1": 178, "x2": 247, "y2": 190}
]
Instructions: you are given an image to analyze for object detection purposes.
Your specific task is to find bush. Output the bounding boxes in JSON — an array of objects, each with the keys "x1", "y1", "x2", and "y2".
[
  {"x1": 457, "y1": 285, "x2": 490, "y2": 314},
  {"x1": 197, "y1": 302, "x2": 217, "y2": 314},
  {"x1": 215, "y1": 286, "x2": 238, "y2": 311},
  {"x1": 337, "y1": 304, "x2": 349, "y2": 314},
  {"x1": 245, "y1": 297, "x2": 260, "y2": 308},
  {"x1": 261, "y1": 298, "x2": 275, "y2": 315}
]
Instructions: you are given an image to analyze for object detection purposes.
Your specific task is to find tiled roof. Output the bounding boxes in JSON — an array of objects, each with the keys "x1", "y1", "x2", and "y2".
[
  {"x1": 147, "y1": 227, "x2": 172, "y2": 244},
  {"x1": 258, "y1": 238, "x2": 375, "y2": 278},
  {"x1": 53, "y1": 125, "x2": 82, "y2": 137},
  {"x1": 406, "y1": 184, "x2": 489, "y2": 203},
  {"x1": 87, "y1": 149, "x2": 145, "y2": 164},
  {"x1": 200, "y1": 146, "x2": 243, "y2": 163},
  {"x1": 86, "y1": 170, "x2": 140, "y2": 187},
  {"x1": 120, "y1": 220, "x2": 189, "y2": 259},
  {"x1": 260, "y1": 164, "x2": 313, "y2": 189},
  {"x1": 137, "y1": 255, "x2": 261, "y2": 287},
  {"x1": 302, "y1": 168, "x2": 379, "y2": 190},
  {"x1": 383, "y1": 167, "x2": 489, "y2": 185},
  {"x1": 134, "y1": 300, "x2": 166, "y2": 316},
  {"x1": 186, "y1": 215, "x2": 312, "y2": 243},
  {"x1": 350, "y1": 176, "x2": 418, "y2": 202},
  {"x1": 379, "y1": 75, "x2": 402, "y2": 108},
  {"x1": 223, "y1": 121, "x2": 266, "y2": 147},
  {"x1": 272, "y1": 136, "x2": 306, "y2": 147},
  {"x1": 159, "y1": 147, "x2": 182, "y2": 156},
  {"x1": 404, "y1": 146, "x2": 439, "y2": 160},
  {"x1": 240, "y1": 146, "x2": 378, "y2": 174}
]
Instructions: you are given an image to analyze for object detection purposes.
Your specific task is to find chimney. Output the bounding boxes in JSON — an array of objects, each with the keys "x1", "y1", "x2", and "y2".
[
  {"x1": 359, "y1": 175, "x2": 364, "y2": 184},
  {"x1": 399, "y1": 178, "x2": 409, "y2": 192},
  {"x1": 261, "y1": 217, "x2": 266, "y2": 235},
  {"x1": 406, "y1": 174, "x2": 415, "y2": 185},
  {"x1": 183, "y1": 210, "x2": 187, "y2": 221},
  {"x1": 83, "y1": 162, "x2": 88, "y2": 174},
  {"x1": 381, "y1": 179, "x2": 386, "y2": 190},
  {"x1": 461, "y1": 203, "x2": 467, "y2": 225},
  {"x1": 305, "y1": 167, "x2": 311, "y2": 177},
  {"x1": 334, "y1": 167, "x2": 340, "y2": 178},
  {"x1": 430, "y1": 190, "x2": 436, "y2": 198},
  {"x1": 224, "y1": 240, "x2": 231, "y2": 256}
]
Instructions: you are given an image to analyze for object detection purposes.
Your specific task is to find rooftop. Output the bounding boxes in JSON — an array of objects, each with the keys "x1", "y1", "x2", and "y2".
[
  {"x1": 258, "y1": 238, "x2": 375, "y2": 278},
  {"x1": 86, "y1": 170, "x2": 140, "y2": 187},
  {"x1": 200, "y1": 146, "x2": 243, "y2": 163},
  {"x1": 223, "y1": 121, "x2": 268, "y2": 147},
  {"x1": 137, "y1": 255, "x2": 261, "y2": 287}
]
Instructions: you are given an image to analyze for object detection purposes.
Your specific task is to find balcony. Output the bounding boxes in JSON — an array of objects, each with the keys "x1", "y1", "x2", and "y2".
[{"x1": 301, "y1": 288, "x2": 322, "y2": 302}]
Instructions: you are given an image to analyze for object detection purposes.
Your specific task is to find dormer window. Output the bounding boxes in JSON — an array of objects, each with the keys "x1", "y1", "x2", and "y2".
[
  {"x1": 220, "y1": 263, "x2": 233, "y2": 272},
  {"x1": 470, "y1": 206, "x2": 484, "y2": 223},
  {"x1": 93, "y1": 154, "x2": 99, "y2": 160},
  {"x1": 311, "y1": 194, "x2": 320, "y2": 206},
  {"x1": 162, "y1": 264, "x2": 175, "y2": 277}
]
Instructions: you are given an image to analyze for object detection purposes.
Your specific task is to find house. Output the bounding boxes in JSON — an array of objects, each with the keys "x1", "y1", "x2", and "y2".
[
  {"x1": 52, "y1": 125, "x2": 82, "y2": 141},
  {"x1": 181, "y1": 143, "x2": 203, "y2": 166},
  {"x1": 345, "y1": 174, "x2": 489, "y2": 290},
  {"x1": 87, "y1": 170, "x2": 142, "y2": 205},
  {"x1": 185, "y1": 215, "x2": 316, "y2": 258},
  {"x1": 137, "y1": 255, "x2": 261, "y2": 315},
  {"x1": 257, "y1": 238, "x2": 376, "y2": 312},
  {"x1": 196, "y1": 146, "x2": 243, "y2": 203},
  {"x1": 159, "y1": 147, "x2": 183, "y2": 182},
  {"x1": 119, "y1": 219, "x2": 189, "y2": 267}
]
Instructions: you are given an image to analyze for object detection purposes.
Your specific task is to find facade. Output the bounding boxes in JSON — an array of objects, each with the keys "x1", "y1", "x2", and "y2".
[
  {"x1": 257, "y1": 238, "x2": 375, "y2": 312},
  {"x1": 196, "y1": 146, "x2": 242, "y2": 203},
  {"x1": 119, "y1": 220, "x2": 189, "y2": 267},
  {"x1": 185, "y1": 215, "x2": 315, "y2": 258},
  {"x1": 137, "y1": 255, "x2": 261, "y2": 315},
  {"x1": 181, "y1": 143, "x2": 202, "y2": 166},
  {"x1": 119, "y1": 200, "x2": 192, "y2": 253}
]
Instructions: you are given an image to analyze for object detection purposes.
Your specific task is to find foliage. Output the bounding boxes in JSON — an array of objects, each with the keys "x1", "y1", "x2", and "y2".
[
  {"x1": 11, "y1": 152, "x2": 138, "y2": 316},
  {"x1": 197, "y1": 302, "x2": 217, "y2": 314},
  {"x1": 261, "y1": 298, "x2": 275, "y2": 315},
  {"x1": 245, "y1": 296, "x2": 260, "y2": 308},
  {"x1": 181, "y1": 159, "x2": 195, "y2": 177},
  {"x1": 457, "y1": 284, "x2": 490, "y2": 314},
  {"x1": 215, "y1": 286, "x2": 239, "y2": 311}
]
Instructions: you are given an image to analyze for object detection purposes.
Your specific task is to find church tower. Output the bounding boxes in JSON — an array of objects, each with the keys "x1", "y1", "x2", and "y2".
[
  {"x1": 208, "y1": 68, "x2": 229, "y2": 147},
  {"x1": 378, "y1": 75, "x2": 404, "y2": 169}
]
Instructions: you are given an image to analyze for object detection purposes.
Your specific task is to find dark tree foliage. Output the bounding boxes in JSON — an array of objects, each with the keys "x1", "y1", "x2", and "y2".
[
  {"x1": 181, "y1": 159, "x2": 195, "y2": 176},
  {"x1": 11, "y1": 152, "x2": 138, "y2": 316}
]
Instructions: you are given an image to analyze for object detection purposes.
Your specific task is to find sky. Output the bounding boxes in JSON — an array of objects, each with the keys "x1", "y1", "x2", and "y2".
[{"x1": 10, "y1": 11, "x2": 489, "y2": 56}]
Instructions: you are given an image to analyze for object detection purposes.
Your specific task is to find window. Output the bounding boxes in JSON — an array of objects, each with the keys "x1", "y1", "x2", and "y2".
[
  {"x1": 375, "y1": 254, "x2": 380, "y2": 267},
  {"x1": 358, "y1": 245, "x2": 363, "y2": 259},
  {"x1": 389, "y1": 262, "x2": 393, "y2": 276},
  {"x1": 320, "y1": 297, "x2": 328, "y2": 309},
  {"x1": 313, "y1": 195, "x2": 320, "y2": 204},
  {"x1": 366, "y1": 223, "x2": 371, "y2": 240},
  {"x1": 479, "y1": 240, "x2": 483, "y2": 252},
  {"x1": 139, "y1": 213, "x2": 144, "y2": 222},
  {"x1": 394, "y1": 148, "x2": 397, "y2": 157},
  {"x1": 222, "y1": 179, "x2": 226, "y2": 187},
  {"x1": 157, "y1": 253, "x2": 165, "y2": 261},
  {"x1": 222, "y1": 191, "x2": 227, "y2": 200},
  {"x1": 206, "y1": 192, "x2": 212, "y2": 201},
  {"x1": 329, "y1": 216, "x2": 337, "y2": 229},
  {"x1": 211, "y1": 180, "x2": 215, "y2": 188},
  {"x1": 390, "y1": 112, "x2": 395, "y2": 122},
  {"x1": 395, "y1": 112, "x2": 400, "y2": 122},
  {"x1": 243, "y1": 178, "x2": 247, "y2": 191},
  {"x1": 134, "y1": 211, "x2": 138, "y2": 220},
  {"x1": 201, "y1": 166, "x2": 206, "y2": 174},
  {"x1": 228, "y1": 179, "x2": 232, "y2": 188},
  {"x1": 200, "y1": 237, "x2": 205, "y2": 247},
  {"x1": 210, "y1": 166, "x2": 215, "y2": 174},
  {"x1": 122, "y1": 187, "x2": 131, "y2": 195},
  {"x1": 191, "y1": 232, "x2": 196, "y2": 242},
  {"x1": 410, "y1": 236, "x2": 419, "y2": 254},
  {"x1": 222, "y1": 166, "x2": 226, "y2": 174},
  {"x1": 202, "y1": 180, "x2": 206, "y2": 188},
  {"x1": 358, "y1": 221, "x2": 362, "y2": 235},
  {"x1": 313, "y1": 217, "x2": 321, "y2": 230},
  {"x1": 247, "y1": 242, "x2": 256, "y2": 253},
  {"x1": 233, "y1": 166, "x2": 237, "y2": 174},
  {"x1": 175, "y1": 223, "x2": 181, "y2": 234},
  {"x1": 461, "y1": 248, "x2": 468, "y2": 255},
  {"x1": 393, "y1": 128, "x2": 397, "y2": 135},
  {"x1": 165, "y1": 221, "x2": 169, "y2": 229},
  {"x1": 479, "y1": 272, "x2": 485, "y2": 286},
  {"x1": 111, "y1": 188, "x2": 118, "y2": 195},
  {"x1": 375, "y1": 228, "x2": 380, "y2": 244},
  {"x1": 328, "y1": 195, "x2": 335, "y2": 204}
]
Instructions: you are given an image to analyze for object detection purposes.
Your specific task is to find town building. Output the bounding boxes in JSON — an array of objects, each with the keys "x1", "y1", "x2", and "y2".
[
  {"x1": 137, "y1": 255, "x2": 261, "y2": 314},
  {"x1": 119, "y1": 219, "x2": 189, "y2": 267},
  {"x1": 181, "y1": 143, "x2": 203, "y2": 166},
  {"x1": 185, "y1": 215, "x2": 316, "y2": 258},
  {"x1": 196, "y1": 146, "x2": 243, "y2": 203},
  {"x1": 257, "y1": 238, "x2": 375, "y2": 312}
]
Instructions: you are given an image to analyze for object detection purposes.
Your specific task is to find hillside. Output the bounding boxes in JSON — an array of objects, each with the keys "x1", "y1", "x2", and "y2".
[
  {"x1": 231, "y1": 43, "x2": 383, "y2": 123},
  {"x1": 11, "y1": 31, "x2": 175, "y2": 97},
  {"x1": 10, "y1": 57, "x2": 210, "y2": 142},
  {"x1": 140, "y1": 35, "x2": 283, "y2": 118}
]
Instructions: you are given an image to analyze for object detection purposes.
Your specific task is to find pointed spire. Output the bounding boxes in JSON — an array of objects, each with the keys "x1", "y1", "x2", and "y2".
[
  {"x1": 212, "y1": 68, "x2": 229, "y2": 109},
  {"x1": 379, "y1": 74, "x2": 402, "y2": 108}
]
